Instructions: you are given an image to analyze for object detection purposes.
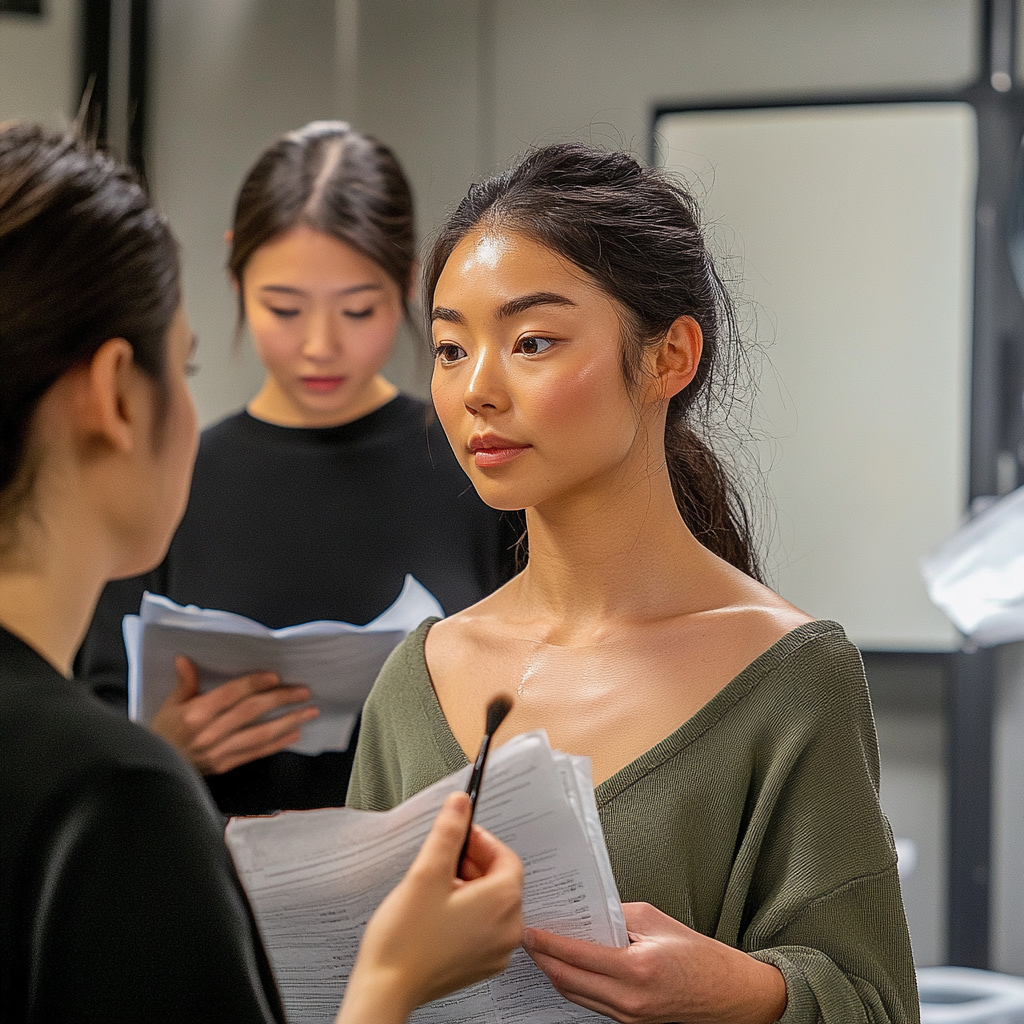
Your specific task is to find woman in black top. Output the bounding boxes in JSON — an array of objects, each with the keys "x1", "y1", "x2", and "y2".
[
  {"x1": 76, "y1": 121, "x2": 520, "y2": 815},
  {"x1": 0, "y1": 121, "x2": 521, "y2": 1024}
]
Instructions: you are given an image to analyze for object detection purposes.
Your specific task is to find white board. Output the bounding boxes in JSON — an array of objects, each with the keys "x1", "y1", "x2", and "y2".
[{"x1": 656, "y1": 103, "x2": 975, "y2": 650}]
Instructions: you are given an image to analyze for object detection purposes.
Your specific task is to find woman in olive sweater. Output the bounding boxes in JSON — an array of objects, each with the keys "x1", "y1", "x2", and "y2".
[{"x1": 347, "y1": 144, "x2": 919, "y2": 1024}]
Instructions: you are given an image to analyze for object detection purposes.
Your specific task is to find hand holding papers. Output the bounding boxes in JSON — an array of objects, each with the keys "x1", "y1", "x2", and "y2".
[
  {"x1": 226, "y1": 730, "x2": 628, "y2": 1024},
  {"x1": 338, "y1": 792, "x2": 523, "y2": 1024},
  {"x1": 124, "y1": 575, "x2": 443, "y2": 754}
]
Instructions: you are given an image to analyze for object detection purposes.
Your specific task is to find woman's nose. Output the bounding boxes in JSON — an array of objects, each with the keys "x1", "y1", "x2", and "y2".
[
  {"x1": 301, "y1": 311, "x2": 338, "y2": 359},
  {"x1": 464, "y1": 349, "x2": 509, "y2": 414}
]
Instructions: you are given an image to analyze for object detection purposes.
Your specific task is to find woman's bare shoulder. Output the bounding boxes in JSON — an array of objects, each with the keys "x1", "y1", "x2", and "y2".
[
  {"x1": 430, "y1": 587, "x2": 510, "y2": 637},
  {"x1": 732, "y1": 577, "x2": 815, "y2": 638},
  {"x1": 425, "y1": 587, "x2": 514, "y2": 670},
  {"x1": 684, "y1": 560, "x2": 816, "y2": 674}
]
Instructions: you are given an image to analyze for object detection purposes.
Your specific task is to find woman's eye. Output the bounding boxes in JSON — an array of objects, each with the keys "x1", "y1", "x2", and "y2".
[
  {"x1": 269, "y1": 307, "x2": 300, "y2": 319},
  {"x1": 433, "y1": 342, "x2": 467, "y2": 364},
  {"x1": 186, "y1": 362, "x2": 200, "y2": 377},
  {"x1": 515, "y1": 336, "x2": 554, "y2": 356},
  {"x1": 344, "y1": 308, "x2": 374, "y2": 320}
]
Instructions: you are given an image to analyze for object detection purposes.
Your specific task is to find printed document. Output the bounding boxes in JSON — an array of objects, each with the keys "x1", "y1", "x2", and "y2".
[
  {"x1": 123, "y1": 574, "x2": 442, "y2": 753},
  {"x1": 226, "y1": 730, "x2": 627, "y2": 1023}
]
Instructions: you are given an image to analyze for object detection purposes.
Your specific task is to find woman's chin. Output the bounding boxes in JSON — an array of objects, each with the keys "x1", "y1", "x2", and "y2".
[
  {"x1": 108, "y1": 537, "x2": 172, "y2": 582},
  {"x1": 483, "y1": 497, "x2": 529, "y2": 513},
  {"x1": 467, "y1": 480, "x2": 537, "y2": 514}
]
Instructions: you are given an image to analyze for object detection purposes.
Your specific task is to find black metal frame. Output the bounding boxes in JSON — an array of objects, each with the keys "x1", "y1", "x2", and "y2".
[
  {"x1": 651, "y1": 0, "x2": 1024, "y2": 968},
  {"x1": 0, "y1": 0, "x2": 43, "y2": 14},
  {"x1": 78, "y1": 0, "x2": 149, "y2": 176}
]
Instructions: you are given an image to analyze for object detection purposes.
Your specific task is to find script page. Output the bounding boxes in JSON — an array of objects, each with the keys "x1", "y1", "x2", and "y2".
[
  {"x1": 125, "y1": 575, "x2": 442, "y2": 752},
  {"x1": 137, "y1": 624, "x2": 402, "y2": 751},
  {"x1": 226, "y1": 732, "x2": 625, "y2": 1024}
]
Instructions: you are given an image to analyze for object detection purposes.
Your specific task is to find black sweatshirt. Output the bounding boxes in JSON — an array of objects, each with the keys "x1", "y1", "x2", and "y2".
[
  {"x1": 75, "y1": 395, "x2": 521, "y2": 815},
  {"x1": 1, "y1": 626, "x2": 286, "y2": 1023}
]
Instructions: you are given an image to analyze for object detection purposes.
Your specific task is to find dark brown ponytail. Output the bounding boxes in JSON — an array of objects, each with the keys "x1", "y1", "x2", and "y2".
[
  {"x1": 424, "y1": 143, "x2": 761, "y2": 580},
  {"x1": 664, "y1": 421, "x2": 758, "y2": 578},
  {"x1": 0, "y1": 122, "x2": 179, "y2": 537}
]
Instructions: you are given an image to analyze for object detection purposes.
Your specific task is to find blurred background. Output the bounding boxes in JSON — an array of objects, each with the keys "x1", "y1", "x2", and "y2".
[{"x1": 4, "y1": 0, "x2": 1024, "y2": 978}]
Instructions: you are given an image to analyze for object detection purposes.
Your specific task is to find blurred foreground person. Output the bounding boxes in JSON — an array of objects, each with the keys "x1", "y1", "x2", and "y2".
[{"x1": 0, "y1": 121, "x2": 522, "y2": 1024}]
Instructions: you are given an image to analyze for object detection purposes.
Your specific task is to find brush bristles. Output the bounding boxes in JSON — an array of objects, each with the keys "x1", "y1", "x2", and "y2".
[{"x1": 485, "y1": 694, "x2": 513, "y2": 735}]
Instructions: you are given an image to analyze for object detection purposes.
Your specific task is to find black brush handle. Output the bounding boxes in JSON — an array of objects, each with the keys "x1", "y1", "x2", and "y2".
[{"x1": 457, "y1": 732, "x2": 493, "y2": 875}]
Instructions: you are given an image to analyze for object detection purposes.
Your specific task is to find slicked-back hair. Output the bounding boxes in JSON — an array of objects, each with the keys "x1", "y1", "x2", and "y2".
[
  {"x1": 0, "y1": 121, "x2": 179, "y2": 533},
  {"x1": 228, "y1": 121, "x2": 415, "y2": 336}
]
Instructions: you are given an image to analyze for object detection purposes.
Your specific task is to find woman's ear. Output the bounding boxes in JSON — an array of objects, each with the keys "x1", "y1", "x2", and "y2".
[
  {"x1": 70, "y1": 338, "x2": 143, "y2": 455},
  {"x1": 653, "y1": 315, "x2": 702, "y2": 401}
]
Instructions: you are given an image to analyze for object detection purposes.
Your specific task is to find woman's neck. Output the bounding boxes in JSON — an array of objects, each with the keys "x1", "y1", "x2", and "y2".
[
  {"x1": 0, "y1": 509, "x2": 110, "y2": 678},
  {"x1": 511, "y1": 460, "x2": 716, "y2": 633},
  {"x1": 247, "y1": 373, "x2": 397, "y2": 428}
]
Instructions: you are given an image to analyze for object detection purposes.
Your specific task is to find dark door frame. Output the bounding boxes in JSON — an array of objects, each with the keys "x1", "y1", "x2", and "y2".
[{"x1": 78, "y1": 0, "x2": 149, "y2": 177}]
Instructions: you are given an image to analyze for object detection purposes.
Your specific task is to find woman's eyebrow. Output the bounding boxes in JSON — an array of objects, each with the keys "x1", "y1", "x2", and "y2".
[
  {"x1": 432, "y1": 306, "x2": 464, "y2": 324},
  {"x1": 432, "y1": 292, "x2": 577, "y2": 324},
  {"x1": 258, "y1": 283, "x2": 383, "y2": 297},
  {"x1": 495, "y1": 292, "x2": 577, "y2": 320}
]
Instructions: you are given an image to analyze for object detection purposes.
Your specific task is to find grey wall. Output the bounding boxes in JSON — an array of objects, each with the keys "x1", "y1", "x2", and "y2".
[
  {"x1": 357, "y1": 0, "x2": 977, "y2": 230},
  {"x1": 0, "y1": 0, "x2": 78, "y2": 125},
  {"x1": 10, "y1": 0, "x2": 1024, "y2": 973}
]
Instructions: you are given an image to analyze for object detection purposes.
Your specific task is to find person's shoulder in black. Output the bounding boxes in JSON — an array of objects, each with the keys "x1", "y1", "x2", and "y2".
[
  {"x1": 1, "y1": 625, "x2": 285, "y2": 1023},
  {"x1": 167, "y1": 396, "x2": 519, "y2": 625},
  {"x1": 73, "y1": 396, "x2": 521, "y2": 815},
  {"x1": 77, "y1": 397, "x2": 519, "y2": 704}
]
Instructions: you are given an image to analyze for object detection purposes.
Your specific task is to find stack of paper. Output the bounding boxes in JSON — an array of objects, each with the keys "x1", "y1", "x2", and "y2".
[
  {"x1": 226, "y1": 730, "x2": 628, "y2": 1024},
  {"x1": 124, "y1": 575, "x2": 442, "y2": 754}
]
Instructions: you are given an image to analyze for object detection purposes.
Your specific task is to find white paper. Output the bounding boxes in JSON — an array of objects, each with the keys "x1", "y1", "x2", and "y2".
[
  {"x1": 226, "y1": 731, "x2": 627, "y2": 1024},
  {"x1": 921, "y1": 485, "x2": 1024, "y2": 647},
  {"x1": 124, "y1": 575, "x2": 443, "y2": 753}
]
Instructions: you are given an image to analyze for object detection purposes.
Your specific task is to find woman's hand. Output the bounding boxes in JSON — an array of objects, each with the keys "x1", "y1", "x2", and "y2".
[
  {"x1": 524, "y1": 902, "x2": 787, "y2": 1024},
  {"x1": 337, "y1": 791, "x2": 524, "y2": 1024},
  {"x1": 150, "y1": 655, "x2": 319, "y2": 774}
]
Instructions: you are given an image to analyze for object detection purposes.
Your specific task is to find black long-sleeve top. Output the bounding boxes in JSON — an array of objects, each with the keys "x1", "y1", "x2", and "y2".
[
  {"x1": 0, "y1": 625, "x2": 286, "y2": 1024},
  {"x1": 75, "y1": 395, "x2": 521, "y2": 815}
]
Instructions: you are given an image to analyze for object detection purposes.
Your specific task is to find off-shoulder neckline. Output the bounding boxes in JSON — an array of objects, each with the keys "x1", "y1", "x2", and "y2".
[{"x1": 406, "y1": 617, "x2": 847, "y2": 804}]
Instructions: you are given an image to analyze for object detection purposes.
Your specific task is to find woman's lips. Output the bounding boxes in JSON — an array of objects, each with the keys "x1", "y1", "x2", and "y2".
[
  {"x1": 469, "y1": 437, "x2": 532, "y2": 468},
  {"x1": 301, "y1": 376, "x2": 346, "y2": 394}
]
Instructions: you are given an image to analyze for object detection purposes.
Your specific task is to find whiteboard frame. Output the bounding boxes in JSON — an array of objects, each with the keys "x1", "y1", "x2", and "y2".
[
  {"x1": 650, "y1": 72, "x2": 1024, "y2": 969},
  {"x1": 652, "y1": 98, "x2": 976, "y2": 653}
]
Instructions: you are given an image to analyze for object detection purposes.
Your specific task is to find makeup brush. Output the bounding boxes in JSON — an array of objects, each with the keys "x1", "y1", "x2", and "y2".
[{"x1": 458, "y1": 694, "x2": 514, "y2": 876}]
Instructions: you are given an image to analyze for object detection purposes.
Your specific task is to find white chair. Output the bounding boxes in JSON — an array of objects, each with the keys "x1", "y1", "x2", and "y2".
[{"x1": 918, "y1": 967, "x2": 1024, "y2": 1023}]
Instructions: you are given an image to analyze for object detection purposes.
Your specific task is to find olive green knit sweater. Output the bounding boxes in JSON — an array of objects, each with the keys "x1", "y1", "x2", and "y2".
[{"x1": 347, "y1": 618, "x2": 919, "y2": 1024}]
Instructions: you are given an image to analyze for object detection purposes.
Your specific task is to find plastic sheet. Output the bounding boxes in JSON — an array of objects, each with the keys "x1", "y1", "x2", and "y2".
[{"x1": 921, "y1": 486, "x2": 1024, "y2": 647}]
